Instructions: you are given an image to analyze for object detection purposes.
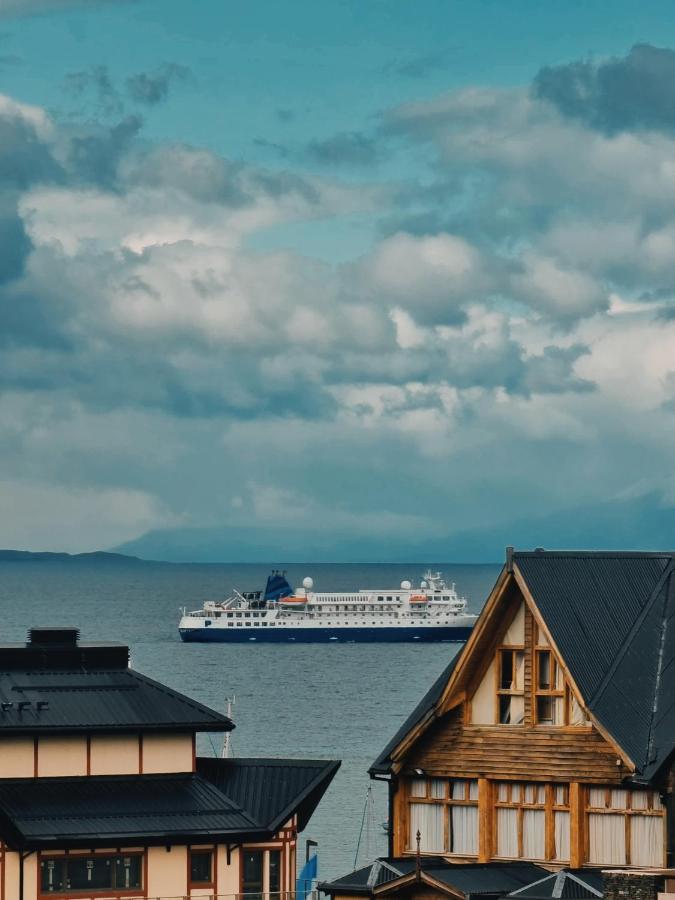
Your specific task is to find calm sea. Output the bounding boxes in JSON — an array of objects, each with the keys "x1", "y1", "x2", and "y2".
[{"x1": 0, "y1": 561, "x2": 500, "y2": 881}]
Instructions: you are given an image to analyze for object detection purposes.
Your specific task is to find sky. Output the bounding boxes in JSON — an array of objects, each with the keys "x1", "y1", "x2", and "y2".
[{"x1": 4, "y1": 0, "x2": 675, "y2": 560}]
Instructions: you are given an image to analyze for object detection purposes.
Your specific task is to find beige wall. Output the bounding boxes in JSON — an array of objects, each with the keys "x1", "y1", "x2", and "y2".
[
  {"x1": 470, "y1": 657, "x2": 495, "y2": 724},
  {"x1": 37, "y1": 736, "x2": 88, "y2": 777},
  {"x1": 217, "y1": 844, "x2": 240, "y2": 896},
  {"x1": 502, "y1": 600, "x2": 525, "y2": 645},
  {"x1": 0, "y1": 737, "x2": 34, "y2": 777},
  {"x1": 90, "y1": 735, "x2": 139, "y2": 775},
  {"x1": 142, "y1": 734, "x2": 193, "y2": 773},
  {"x1": 147, "y1": 845, "x2": 187, "y2": 897}
]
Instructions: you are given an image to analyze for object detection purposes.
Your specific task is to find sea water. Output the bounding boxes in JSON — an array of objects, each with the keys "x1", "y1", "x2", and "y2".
[{"x1": 0, "y1": 560, "x2": 499, "y2": 880}]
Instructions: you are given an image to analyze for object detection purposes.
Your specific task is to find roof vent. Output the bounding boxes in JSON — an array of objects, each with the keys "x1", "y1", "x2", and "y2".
[{"x1": 28, "y1": 628, "x2": 80, "y2": 646}]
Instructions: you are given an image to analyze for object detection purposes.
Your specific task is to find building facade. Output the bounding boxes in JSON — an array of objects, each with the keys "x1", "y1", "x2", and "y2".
[
  {"x1": 0, "y1": 628, "x2": 339, "y2": 900},
  {"x1": 368, "y1": 550, "x2": 674, "y2": 871}
]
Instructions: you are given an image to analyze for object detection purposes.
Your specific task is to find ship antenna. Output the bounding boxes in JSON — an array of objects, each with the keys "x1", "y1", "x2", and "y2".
[{"x1": 222, "y1": 695, "x2": 236, "y2": 758}]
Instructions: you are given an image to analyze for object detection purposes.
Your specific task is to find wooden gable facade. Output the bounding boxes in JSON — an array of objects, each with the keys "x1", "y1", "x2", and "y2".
[{"x1": 376, "y1": 552, "x2": 673, "y2": 871}]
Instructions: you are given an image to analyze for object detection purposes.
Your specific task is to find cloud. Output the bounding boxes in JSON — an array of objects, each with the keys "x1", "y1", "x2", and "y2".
[
  {"x1": 384, "y1": 46, "x2": 457, "y2": 80},
  {"x1": 534, "y1": 44, "x2": 675, "y2": 134},
  {"x1": 126, "y1": 63, "x2": 190, "y2": 106},
  {"x1": 306, "y1": 131, "x2": 381, "y2": 167}
]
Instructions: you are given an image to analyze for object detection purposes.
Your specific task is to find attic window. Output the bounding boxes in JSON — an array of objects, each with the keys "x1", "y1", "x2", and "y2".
[
  {"x1": 534, "y1": 634, "x2": 590, "y2": 727},
  {"x1": 497, "y1": 649, "x2": 524, "y2": 724}
]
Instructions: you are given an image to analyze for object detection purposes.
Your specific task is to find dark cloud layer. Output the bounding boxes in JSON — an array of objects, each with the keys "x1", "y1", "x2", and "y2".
[
  {"x1": 306, "y1": 131, "x2": 380, "y2": 166},
  {"x1": 534, "y1": 43, "x2": 675, "y2": 133},
  {"x1": 126, "y1": 63, "x2": 190, "y2": 106}
]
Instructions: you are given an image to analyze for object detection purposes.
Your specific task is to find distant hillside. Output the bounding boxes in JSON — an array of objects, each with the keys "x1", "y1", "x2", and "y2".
[{"x1": 0, "y1": 549, "x2": 143, "y2": 563}]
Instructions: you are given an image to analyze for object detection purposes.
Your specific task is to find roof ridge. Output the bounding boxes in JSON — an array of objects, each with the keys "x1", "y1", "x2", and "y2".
[
  {"x1": 643, "y1": 570, "x2": 673, "y2": 772},
  {"x1": 587, "y1": 559, "x2": 675, "y2": 717}
]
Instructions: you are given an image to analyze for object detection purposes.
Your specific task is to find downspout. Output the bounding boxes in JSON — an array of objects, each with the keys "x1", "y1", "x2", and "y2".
[{"x1": 19, "y1": 851, "x2": 35, "y2": 900}]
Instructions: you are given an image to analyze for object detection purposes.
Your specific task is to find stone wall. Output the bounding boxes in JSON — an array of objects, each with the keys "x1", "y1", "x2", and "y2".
[{"x1": 603, "y1": 870, "x2": 665, "y2": 900}]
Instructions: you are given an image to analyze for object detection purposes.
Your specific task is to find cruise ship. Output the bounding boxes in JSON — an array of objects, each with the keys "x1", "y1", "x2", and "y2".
[{"x1": 178, "y1": 571, "x2": 477, "y2": 643}]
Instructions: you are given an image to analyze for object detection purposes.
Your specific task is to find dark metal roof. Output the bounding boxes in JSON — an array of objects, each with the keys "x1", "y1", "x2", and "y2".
[
  {"x1": 514, "y1": 551, "x2": 675, "y2": 778},
  {"x1": 196, "y1": 756, "x2": 341, "y2": 832},
  {"x1": 369, "y1": 655, "x2": 460, "y2": 776},
  {"x1": 321, "y1": 860, "x2": 547, "y2": 898},
  {"x1": 0, "y1": 757, "x2": 340, "y2": 849},
  {"x1": 0, "y1": 668, "x2": 233, "y2": 734},
  {"x1": 508, "y1": 869, "x2": 603, "y2": 899}
]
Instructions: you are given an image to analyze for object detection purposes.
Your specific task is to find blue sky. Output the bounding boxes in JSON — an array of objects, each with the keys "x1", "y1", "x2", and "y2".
[{"x1": 3, "y1": 0, "x2": 675, "y2": 559}]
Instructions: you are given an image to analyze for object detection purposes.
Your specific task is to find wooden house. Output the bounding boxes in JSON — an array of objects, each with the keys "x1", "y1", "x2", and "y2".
[
  {"x1": 367, "y1": 550, "x2": 674, "y2": 870},
  {"x1": 0, "y1": 628, "x2": 339, "y2": 900}
]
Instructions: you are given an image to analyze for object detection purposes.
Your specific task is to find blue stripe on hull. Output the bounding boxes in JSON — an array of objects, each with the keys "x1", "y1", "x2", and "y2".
[{"x1": 179, "y1": 625, "x2": 473, "y2": 643}]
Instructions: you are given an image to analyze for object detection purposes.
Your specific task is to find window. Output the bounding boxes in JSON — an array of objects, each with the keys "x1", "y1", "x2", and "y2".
[
  {"x1": 497, "y1": 649, "x2": 524, "y2": 724},
  {"x1": 533, "y1": 628, "x2": 589, "y2": 726},
  {"x1": 40, "y1": 855, "x2": 142, "y2": 894},
  {"x1": 495, "y1": 783, "x2": 569, "y2": 861},
  {"x1": 190, "y1": 850, "x2": 213, "y2": 885},
  {"x1": 586, "y1": 787, "x2": 664, "y2": 867},
  {"x1": 269, "y1": 850, "x2": 281, "y2": 896},
  {"x1": 407, "y1": 777, "x2": 478, "y2": 856},
  {"x1": 242, "y1": 849, "x2": 263, "y2": 900}
]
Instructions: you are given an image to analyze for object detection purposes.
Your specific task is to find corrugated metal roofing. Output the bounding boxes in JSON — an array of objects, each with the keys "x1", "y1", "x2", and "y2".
[
  {"x1": 514, "y1": 551, "x2": 675, "y2": 777},
  {"x1": 508, "y1": 869, "x2": 603, "y2": 899},
  {"x1": 0, "y1": 668, "x2": 232, "y2": 733},
  {"x1": 369, "y1": 655, "x2": 460, "y2": 775},
  {"x1": 320, "y1": 860, "x2": 548, "y2": 898},
  {"x1": 197, "y1": 756, "x2": 340, "y2": 832},
  {"x1": 0, "y1": 757, "x2": 340, "y2": 849}
]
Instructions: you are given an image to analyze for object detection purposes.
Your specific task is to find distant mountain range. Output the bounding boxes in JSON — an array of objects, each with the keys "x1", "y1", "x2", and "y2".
[{"x1": 0, "y1": 550, "x2": 142, "y2": 563}]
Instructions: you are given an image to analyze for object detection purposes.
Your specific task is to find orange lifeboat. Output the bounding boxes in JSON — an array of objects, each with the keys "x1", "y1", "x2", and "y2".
[{"x1": 409, "y1": 594, "x2": 428, "y2": 603}]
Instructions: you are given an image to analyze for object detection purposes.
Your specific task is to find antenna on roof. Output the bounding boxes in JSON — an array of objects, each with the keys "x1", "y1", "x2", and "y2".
[{"x1": 221, "y1": 696, "x2": 235, "y2": 759}]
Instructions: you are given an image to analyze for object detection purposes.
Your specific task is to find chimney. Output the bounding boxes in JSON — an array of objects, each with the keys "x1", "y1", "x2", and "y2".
[{"x1": 506, "y1": 546, "x2": 514, "y2": 573}]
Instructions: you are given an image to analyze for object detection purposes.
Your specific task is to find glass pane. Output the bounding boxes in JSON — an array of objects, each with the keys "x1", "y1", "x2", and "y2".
[
  {"x1": 243, "y1": 850, "x2": 264, "y2": 899},
  {"x1": 497, "y1": 782, "x2": 509, "y2": 802},
  {"x1": 554, "y1": 811, "x2": 570, "y2": 861},
  {"x1": 514, "y1": 652, "x2": 525, "y2": 690},
  {"x1": 451, "y1": 780, "x2": 465, "y2": 800},
  {"x1": 410, "y1": 778, "x2": 426, "y2": 798},
  {"x1": 269, "y1": 850, "x2": 282, "y2": 895},
  {"x1": 500, "y1": 651, "x2": 513, "y2": 689},
  {"x1": 115, "y1": 857, "x2": 141, "y2": 890},
  {"x1": 511, "y1": 783, "x2": 521, "y2": 802},
  {"x1": 450, "y1": 804, "x2": 478, "y2": 855},
  {"x1": 631, "y1": 815, "x2": 664, "y2": 867},
  {"x1": 431, "y1": 778, "x2": 446, "y2": 799},
  {"x1": 537, "y1": 785, "x2": 546, "y2": 804},
  {"x1": 653, "y1": 792, "x2": 663, "y2": 811},
  {"x1": 409, "y1": 803, "x2": 445, "y2": 853},
  {"x1": 630, "y1": 790, "x2": 649, "y2": 810},
  {"x1": 555, "y1": 785, "x2": 568, "y2": 806},
  {"x1": 497, "y1": 807, "x2": 518, "y2": 857},
  {"x1": 468, "y1": 780, "x2": 479, "y2": 801},
  {"x1": 523, "y1": 809, "x2": 546, "y2": 858},
  {"x1": 538, "y1": 651, "x2": 551, "y2": 689},
  {"x1": 41, "y1": 860, "x2": 66, "y2": 894},
  {"x1": 589, "y1": 788, "x2": 607, "y2": 808},
  {"x1": 501, "y1": 695, "x2": 524, "y2": 724},
  {"x1": 554, "y1": 660, "x2": 564, "y2": 690},
  {"x1": 537, "y1": 696, "x2": 553, "y2": 725},
  {"x1": 67, "y1": 858, "x2": 112, "y2": 891},
  {"x1": 524, "y1": 784, "x2": 535, "y2": 804},
  {"x1": 570, "y1": 693, "x2": 588, "y2": 726},
  {"x1": 610, "y1": 789, "x2": 628, "y2": 810},
  {"x1": 190, "y1": 851, "x2": 212, "y2": 884},
  {"x1": 588, "y1": 813, "x2": 626, "y2": 864}
]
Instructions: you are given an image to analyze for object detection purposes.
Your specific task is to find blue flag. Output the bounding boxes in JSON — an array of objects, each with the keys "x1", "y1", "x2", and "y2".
[{"x1": 296, "y1": 853, "x2": 318, "y2": 900}]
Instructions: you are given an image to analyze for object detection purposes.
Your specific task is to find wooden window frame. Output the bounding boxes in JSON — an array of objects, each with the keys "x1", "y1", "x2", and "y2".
[
  {"x1": 494, "y1": 782, "x2": 569, "y2": 862},
  {"x1": 188, "y1": 848, "x2": 215, "y2": 889},
  {"x1": 406, "y1": 777, "x2": 479, "y2": 857},
  {"x1": 38, "y1": 852, "x2": 145, "y2": 898},
  {"x1": 495, "y1": 646, "x2": 525, "y2": 726},
  {"x1": 584, "y1": 786, "x2": 666, "y2": 868}
]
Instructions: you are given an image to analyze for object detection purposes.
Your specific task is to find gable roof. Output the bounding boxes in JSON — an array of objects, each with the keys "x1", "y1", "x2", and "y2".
[
  {"x1": 0, "y1": 757, "x2": 340, "y2": 849},
  {"x1": 320, "y1": 860, "x2": 547, "y2": 899},
  {"x1": 370, "y1": 550, "x2": 675, "y2": 782},
  {"x1": 507, "y1": 870, "x2": 603, "y2": 900}
]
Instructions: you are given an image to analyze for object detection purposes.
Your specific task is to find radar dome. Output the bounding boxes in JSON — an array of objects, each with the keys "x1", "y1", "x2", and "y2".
[
  {"x1": 420, "y1": 580, "x2": 428, "y2": 589},
  {"x1": 302, "y1": 576, "x2": 314, "y2": 590},
  {"x1": 401, "y1": 580, "x2": 412, "y2": 590}
]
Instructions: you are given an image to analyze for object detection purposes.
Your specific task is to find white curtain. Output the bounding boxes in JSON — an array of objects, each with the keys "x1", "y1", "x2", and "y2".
[
  {"x1": 589, "y1": 788, "x2": 606, "y2": 807},
  {"x1": 431, "y1": 779, "x2": 446, "y2": 799},
  {"x1": 554, "y1": 811, "x2": 570, "y2": 861},
  {"x1": 511, "y1": 783, "x2": 521, "y2": 802},
  {"x1": 588, "y1": 813, "x2": 626, "y2": 864},
  {"x1": 523, "y1": 809, "x2": 545, "y2": 859},
  {"x1": 468, "y1": 780, "x2": 479, "y2": 801},
  {"x1": 610, "y1": 789, "x2": 628, "y2": 809},
  {"x1": 514, "y1": 652, "x2": 525, "y2": 690},
  {"x1": 630, "y1": 790, "x2": 648, "y2": 810},
  {"x1": 410, "y1": 778, "x2": 426, "y2": 798},
  {"x1": 570, "y1": 693, "x2": 588, "y2": 725},
  {"x1": 555, "y1": 785, "x2": 567, "y2": 805},
  {"x1": 631, "y1": 816, "x2": 664, "y2": 867},
  {"x1": 451, "y1": 805, "x2": 478, "y2": 855},
  {"x1": 452, "y1": 780, "x2": 466, "y2": 800},
  {"x1": 510, "y1": 694, "x2": 525, "y2": 724},
  {"x1": 497, "y1": 807, "x2": 518, "y2": 857},
  {"x1": 409, "y1": 803, "x2": 444, "y2": 852},
  {"x1": 497, "y1": 783, "x2": 509, "y2": 802}
]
